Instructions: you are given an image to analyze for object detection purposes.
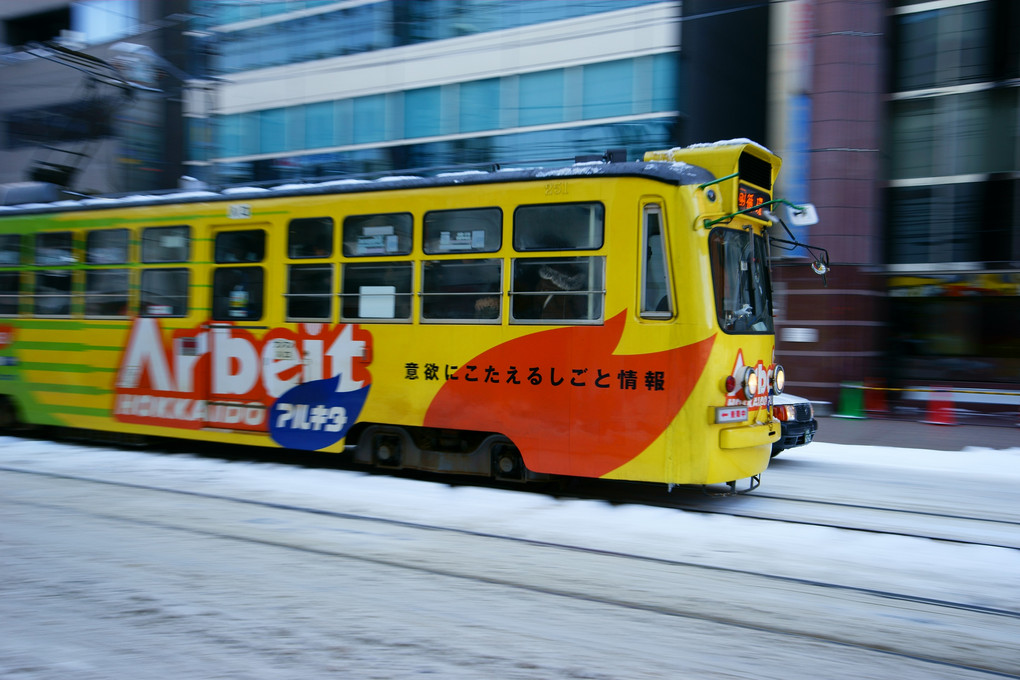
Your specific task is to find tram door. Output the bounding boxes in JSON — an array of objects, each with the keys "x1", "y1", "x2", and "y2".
[{"x1": 205, "y1": 223, "x2": 271, "y2": 432}]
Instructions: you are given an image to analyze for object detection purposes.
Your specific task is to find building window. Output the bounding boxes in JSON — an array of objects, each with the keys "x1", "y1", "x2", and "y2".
[
  {"x1": 460, "y1": 79, "x2": 500, "y2": 133},
  {"x1": 652, "y1": 53, "x2": 678, "y2": 112},
  {"x1": 583, "y1": 60, "x2": 634, "y2": 119},
  {"x1": 354, "y1": 95, "x2": 387, "y2": 144},
  {"x1": 306, "y1": 101, "x2": 335, "y2": 149},
  {"x1": 404, "y1": 87, "x2": 442, "y2": 139},
  {"x1": 894, "y1": 3, "x2": 993, "y2": 91},
  {"x1": 888, "y1": 183, "x2": 984, "y2": 265},
  {"x1": 890, "y1": 91, "x2": 998, "y2": 179},
  {"x1": 261, "y1": 107, "x2": 287, "y2": 155},
  {"x1": 519, "y1": 70, "x2": 564, "y2": 127}
]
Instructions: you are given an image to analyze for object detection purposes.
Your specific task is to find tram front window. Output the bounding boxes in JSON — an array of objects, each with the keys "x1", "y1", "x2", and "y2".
[{"x1": 709, "y1": 228, "x2": 773, "y2": 334}]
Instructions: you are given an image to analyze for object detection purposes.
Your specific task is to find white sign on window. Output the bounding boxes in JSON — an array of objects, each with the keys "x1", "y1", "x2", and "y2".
[{"x1": 359, "y1": 285, "x2": 396, "y2": 318}]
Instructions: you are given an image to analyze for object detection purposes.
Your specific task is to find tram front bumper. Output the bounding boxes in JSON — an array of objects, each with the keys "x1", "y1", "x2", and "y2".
[{"x1": 719, "y1": 424, "x2": 780, "y2": 449}]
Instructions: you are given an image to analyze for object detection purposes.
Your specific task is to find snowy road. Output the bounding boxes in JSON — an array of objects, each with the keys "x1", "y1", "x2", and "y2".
[{"x1": 1, "y1": 436, "x2": 1018, "y2": 679}]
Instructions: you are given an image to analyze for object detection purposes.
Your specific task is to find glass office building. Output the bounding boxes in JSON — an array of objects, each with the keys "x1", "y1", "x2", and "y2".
[
  {"x1": 188, "y1": 0, "x2": 680, "y2": 182},
  {"x1": 885, "y1": 0, "x2": 1019, "y2": 387}
]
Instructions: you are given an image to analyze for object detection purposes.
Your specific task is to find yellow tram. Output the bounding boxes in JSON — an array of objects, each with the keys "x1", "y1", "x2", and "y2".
[{"x1": 0, "y1": 140, "x2": 818, "y2": 488}]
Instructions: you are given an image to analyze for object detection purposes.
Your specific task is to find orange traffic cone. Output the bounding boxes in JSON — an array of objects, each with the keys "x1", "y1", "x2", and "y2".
[{"x1": 924, "y1": 387, "x2": 956, "y2": 426}]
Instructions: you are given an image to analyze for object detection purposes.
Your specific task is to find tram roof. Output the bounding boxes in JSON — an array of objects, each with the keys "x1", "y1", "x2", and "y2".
[{"x1": 0, "y1": 157, "x2": 716, "y2": 217}]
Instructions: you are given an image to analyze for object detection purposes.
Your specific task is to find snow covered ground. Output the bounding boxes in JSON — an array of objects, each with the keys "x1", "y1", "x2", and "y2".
[{"x1": 1, "y1": 435, "x2": 1018, "y2": 679}]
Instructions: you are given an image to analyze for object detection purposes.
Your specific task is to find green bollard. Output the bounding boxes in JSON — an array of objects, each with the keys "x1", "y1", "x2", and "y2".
[{"x1": 835, "y1": 382, "x2": 866, "y2": 419}]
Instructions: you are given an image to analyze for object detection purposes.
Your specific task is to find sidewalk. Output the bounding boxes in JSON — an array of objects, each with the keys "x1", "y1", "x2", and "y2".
[{"x1": 813, "y1": 416, "x2": 1018, "y2": 452}]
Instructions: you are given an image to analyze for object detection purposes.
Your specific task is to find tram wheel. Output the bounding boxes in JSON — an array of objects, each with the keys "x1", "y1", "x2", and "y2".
[
  {"x1": 372, "y1": 433, "x2": 403, "y2": 468},
  {"x1": 492, "y1": 444, "x2": 524, "y2": 481}
]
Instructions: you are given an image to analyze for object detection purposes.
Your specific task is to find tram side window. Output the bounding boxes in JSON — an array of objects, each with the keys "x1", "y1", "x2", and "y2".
[
  {"x1": 423, "y1": 208, "x2": 501, "y2": 254},
  {"x1": 33, "y1": 232, "x2": 74, "y2": 317},
  {"x1": 140, "y1": 269, "x2": 189, "y2": 317},
  {"x1": 511, "y1": 256, "x2": 605, "y2": 323},
  {"x1": 85, "y1": 270, "x2": 130, "y2": 317},
  {"x1": 0, "y1": 234, "x2": 20, "y2": 265},
  {"x1": 0, "y1": 271, "x2": 19, "y2": 316},
  {"x1": 341, "y1": 262, "x2": 412, "y2": 321},
  {"x1": 641, "y1": 205, "x2": 673, "y2": 318},
  {"x1": 422, "y1": 259, "x2": 501, "y2": 322},
  {"x1": 33, "y1": 269, "x2": 72, "y2": 316},
  {"x1": 287, "y1": 264, "x2": 333, "y2": 321},
  {"x1": 35, "y1": 232, "x2": 75, "y2": 265},
  {"x1": 215, "y1": 230, "x2": 265, "y2": 263},
  {"x1": 343, "y1": 213, "x2": 413, "y2": 257},
  {"x1": 513, "y1": 202, "x2": 604, "y2": 251},
  {"x1": 86, "y1": 229, "x2": 129, "y2": 264},
  {"x1": 288, "y1": 217, "x2": 334, "y2": 258},
  {"x1": 141, "y1": 225, "x2": 190, "y2": 263},
  {"x1": 84, "y1": 229, "x2": 131, "y2": 318},
  {"x1": 212, "y1": 266, "x2": 264, "y2": 321},
  {"x1": 0, "y1": 235, "x2": 19, "y2": 316}
]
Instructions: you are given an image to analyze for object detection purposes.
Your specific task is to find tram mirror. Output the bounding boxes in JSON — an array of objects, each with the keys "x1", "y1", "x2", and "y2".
[{"x1": 782, "y1": 202, "x2": 818, "y2": 228}]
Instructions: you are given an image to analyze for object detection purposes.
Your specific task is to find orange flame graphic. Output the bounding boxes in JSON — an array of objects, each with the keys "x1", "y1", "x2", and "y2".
[{"x1": 425, "y1": 313, "x2": 715, "y2": 477}]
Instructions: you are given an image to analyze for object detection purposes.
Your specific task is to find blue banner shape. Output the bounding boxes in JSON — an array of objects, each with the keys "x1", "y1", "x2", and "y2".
[{"x1": 269, "y1": 375, "x2": 369, "y2": 450}]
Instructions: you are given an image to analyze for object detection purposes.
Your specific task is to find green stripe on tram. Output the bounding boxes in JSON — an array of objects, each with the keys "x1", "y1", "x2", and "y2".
[
  {"x1": 18, "y1": 362, "x2": 117, "y2": 373},
  {"x1": 27, "y1": 383, "x2": 110, "y2": 395},
  {"x1": 13, "y1": 320, "x2": 132, "y2": 332},
  {"x1": 46, "y1": 405, "x2": 110, "y2": 417},
  {"x1": 15, "y1": 341, "x2": 123, "y2": 352}
]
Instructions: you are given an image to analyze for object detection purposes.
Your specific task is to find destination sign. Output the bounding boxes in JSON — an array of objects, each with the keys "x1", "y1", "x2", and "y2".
[{"x1": 737, "y1": 182, "x2": 770, "y2": 219}]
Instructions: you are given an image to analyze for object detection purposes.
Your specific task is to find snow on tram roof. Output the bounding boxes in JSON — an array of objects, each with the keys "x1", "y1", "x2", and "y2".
[{"x1": 0, "y1": 156, "x2": 714, "y2": 216}]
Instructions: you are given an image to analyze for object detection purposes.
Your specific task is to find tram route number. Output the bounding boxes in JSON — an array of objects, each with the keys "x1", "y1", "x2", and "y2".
[
  {"x1": 274, "y1": 402, "x2": 348, "y2": 432},
  {"x1": 545, "y1": 182, "x2": 569, "y2": 196},
  {"x1": 228, "y1": 203, "x2": 252, "y2": 219}
]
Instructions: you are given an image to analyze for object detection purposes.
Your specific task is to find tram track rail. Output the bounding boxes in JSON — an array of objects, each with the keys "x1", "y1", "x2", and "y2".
[
  {"x1": 2, "y1": 462, "x2": 1019, "y2": 678},
  {"x1": 537, "y1": 473, "x2": 1020, "y2": 551},
  {"x1": 654, "y1": 492, "x2": 1020, "y2": 550}
]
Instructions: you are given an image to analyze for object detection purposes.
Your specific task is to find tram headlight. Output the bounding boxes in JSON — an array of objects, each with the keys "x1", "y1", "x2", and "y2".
[
  {"x1": 742, "y1": 367, "x2": 757, "y2": 400},
  {"x1": 773, "y1": 364, "x2": 785, "y2": 395}
]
